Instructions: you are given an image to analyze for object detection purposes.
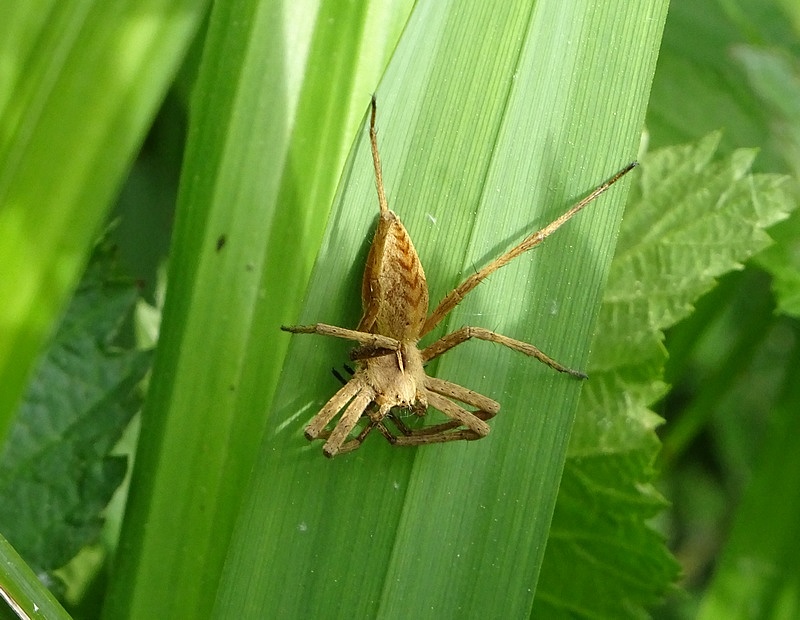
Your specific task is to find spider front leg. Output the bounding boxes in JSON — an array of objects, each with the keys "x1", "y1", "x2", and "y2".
[
  {"x1": 421, "y1": 326, "x2": 587, "y2": 379},
  {"x1": 304, "y1": 380, "x2": 362, "y2": 442},
  {"x1": 419, "y1": 162, "x2": 638, "y2": 338},
  {"x1": 317, "y1": 387, "x2": 377, "y2": 458},
  {"x1": 315, "y1": 417, "x2": 385, "y2": 456},
  {"x1": 281, "y1": 322, "x2": 401, "y2": 352},
  {"x1": 349, "y1": 343, "x2": 400, "y2": 362}
]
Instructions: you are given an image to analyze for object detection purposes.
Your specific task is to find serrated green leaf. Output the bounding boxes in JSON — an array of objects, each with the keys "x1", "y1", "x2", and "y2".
[
  {"x1": 0, "y1": 243, "x2": 150, "y2": 577},
  {"x1": 534, "y1": 134, "x2": 796, "y2": 617},
  {"x1": 735, "y1": 46, "x2": 800, "y2": 318},
  {"x1": 757, "y1": 209, "x2": 800, "y2": 318},
  {"x1": 652, "y1": 138, "x2": 794, "y2": 464},
  {"x1": 535, "y1": 452, "x2": 672, "y2": 619}
]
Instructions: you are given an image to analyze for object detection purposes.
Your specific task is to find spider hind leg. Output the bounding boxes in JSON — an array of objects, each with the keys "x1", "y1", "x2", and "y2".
[{"x1": 378, "y1": 377, "x2": 500, "y2": 446}]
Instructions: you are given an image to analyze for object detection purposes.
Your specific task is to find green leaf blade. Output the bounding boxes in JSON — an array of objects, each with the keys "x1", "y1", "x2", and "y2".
[
  {"x1": 214, "y1": 1, "x2": 667, "y2": 618},
  {"x1": 104, "y1": 1, "x2": 414, "y2": 618}
]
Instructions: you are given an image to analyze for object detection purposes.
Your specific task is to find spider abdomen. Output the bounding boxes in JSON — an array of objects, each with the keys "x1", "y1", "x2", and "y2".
[{"x1": 359, "y1": 210, "x2": 429, "y2": 340}]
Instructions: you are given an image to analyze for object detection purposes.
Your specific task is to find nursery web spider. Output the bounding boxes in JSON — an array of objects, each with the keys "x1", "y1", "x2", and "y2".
[{"x1": 282, "y1": 96, "x2": 636, "y2": 457}]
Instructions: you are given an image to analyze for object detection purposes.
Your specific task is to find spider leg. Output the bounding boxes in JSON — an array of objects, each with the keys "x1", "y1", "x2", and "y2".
[
  {"x1": 426, "y1": 376, "x2": 499, "y2": 417},
  {"x1": 374, "y1": 417, "x2": 402, "y2": 445},
  {"x1": 304, "y1": 379, "x2": 362, "y2": 441},
  {"x1": 321, "y1": 367, "x2": 394, "y2": 453},
  {"x1": 331, "y1": 363, "x2": 357, "y2": 386},
  {"x1": 386, "y1": 408, "x2": 489, "y2": 446},
  {"x1": 420, "y1": 389, "x2": 490, "y2": 437},
  {"x1": 318, "y1": 416, "x2": 383, "y2": 456},
  {"x1": 349, "y1": 344, "x2": 397, "y2": 361},
  {"x1": 390, "y1": 427, "x2": 485, "y2": 446},
  {"x1": 383, "y1": 409, "x2": 470, "y2": 441},
  {"x1": 350, "y1": 404, "x2": 401, "y2": 448},
  {"x1": 322, "y1": 388, "x2": 376, "y2": 458},
  {"x1": 281, "y1": 323, "x2": 401, "y2": 351},
  {"x1": 420, "y1": 162, "x2": 637, "y2": 337},
  {"x1": 386, "y1": 376, "x2": 498, "y2": 443},
  {"x1": 331, "y1": 367, "x2": 348, "y2": 385},
  {"x1": 421, "y1": 326, "x2": 587, "y2": 379}
]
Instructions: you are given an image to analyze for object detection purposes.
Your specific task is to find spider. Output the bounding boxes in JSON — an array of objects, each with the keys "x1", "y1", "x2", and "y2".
[{"x1": 282, "y1": 96, "x2": 636, "y2": 457}]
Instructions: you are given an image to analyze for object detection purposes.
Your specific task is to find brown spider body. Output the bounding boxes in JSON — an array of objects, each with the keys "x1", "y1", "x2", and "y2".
[
  {"x1": 357, "y1": 209, "x2": 429, "y2": 415},
  {"x1": 299, "y1": 205, "x2": 495, "y2": 457},
  {"x1": 359, "y1": 209, "x2": 428, "y2": 339},
  {"x1": 282, "y1": 96, "x2": 636, "y2": 457}
]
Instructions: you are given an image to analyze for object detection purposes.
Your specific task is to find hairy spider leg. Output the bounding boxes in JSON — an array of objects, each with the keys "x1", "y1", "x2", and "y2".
[
  {"x1": 420, "y1": 162, "x2": 638, "y2": 337},
  {"x1": 421, "y1": 326, "x2": 588, "y2": 379}
]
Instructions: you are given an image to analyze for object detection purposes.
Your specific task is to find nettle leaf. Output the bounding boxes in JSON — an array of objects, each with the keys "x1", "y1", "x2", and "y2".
[
  {"x1": 0, "y1": 242, "x2": 151, "y2": 576},
  {"x1": 758, "y1": 209, "x2": 800, "y2": 319},
  {"x1": 734, "y1": 45, "x2": 800, "y2": 318},
  {"x1": 533, "y1": 133, "x2": 795, "y2": 617}
]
